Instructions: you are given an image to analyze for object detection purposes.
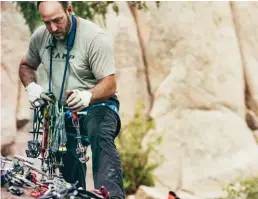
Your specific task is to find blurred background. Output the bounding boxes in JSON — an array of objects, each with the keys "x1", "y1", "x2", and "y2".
[{"x1": 1, "y1": 1, "x2": 258, "y2": 199}]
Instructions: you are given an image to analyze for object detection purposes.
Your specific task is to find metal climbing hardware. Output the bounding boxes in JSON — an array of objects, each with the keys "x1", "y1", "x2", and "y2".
[
  {"x1": 1, "y1": 157, "x2": 110, "y2": 198},
  {"x1": 67, "y1": 90, "x2": 89, "y2": 164},
  {"x1": 26, "y1": 105, "x2": 44, "y2": 158},
  {"x1": 25, "y1": 90, "x2": 90, "y2": 179}
]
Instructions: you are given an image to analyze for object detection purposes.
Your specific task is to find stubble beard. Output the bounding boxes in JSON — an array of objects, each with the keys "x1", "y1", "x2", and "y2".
[{"x1": 54, "y1": 14, "x2": 72, "y2": 41}]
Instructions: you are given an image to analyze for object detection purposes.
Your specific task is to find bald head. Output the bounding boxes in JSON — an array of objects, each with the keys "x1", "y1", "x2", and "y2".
[
  {"x1": 38, "y1": 1, "x2": 73, "y2": 40},
  {"x1": 39, "y1": 2, "x2": 65, "y2": 20},
  {"x1": 37, "y1": 1, "x2": 69, "y2": 11}
]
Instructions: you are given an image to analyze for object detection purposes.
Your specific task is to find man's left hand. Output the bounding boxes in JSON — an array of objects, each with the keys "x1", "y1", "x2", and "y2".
[{"x1": 66, "y1": 89, "x2": 92, "y2": 112}]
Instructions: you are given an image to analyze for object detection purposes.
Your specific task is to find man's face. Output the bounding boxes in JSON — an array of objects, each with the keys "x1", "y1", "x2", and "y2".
[{"x1": 38, "y1": 2, "x2": 71, "y2": 40}]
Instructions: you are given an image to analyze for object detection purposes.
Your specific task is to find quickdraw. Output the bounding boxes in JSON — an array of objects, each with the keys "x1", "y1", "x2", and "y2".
[
  {"x1": 25, "y1": 91, "x2": 89, "y2": 180},
  {"x1": 25, "y1": 105, "x2": 44, "y2": 158},
  {"x1": 52, "y1": 101, "x2": 67, "y2": 168},
  {"x1": 67, "y1": 91, "x2": 89, "y2": 164}
]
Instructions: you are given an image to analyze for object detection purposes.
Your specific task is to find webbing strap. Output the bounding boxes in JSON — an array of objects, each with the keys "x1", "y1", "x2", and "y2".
[
  {"x1": 49, "y1": 15, "x2": 77, "y2": 104},
  {"x1": 64, "y1": 101, "x2": 119, "y2": 119},
  {"x1": 49, "y1": 46, "x2": 54, "y2": 93}
]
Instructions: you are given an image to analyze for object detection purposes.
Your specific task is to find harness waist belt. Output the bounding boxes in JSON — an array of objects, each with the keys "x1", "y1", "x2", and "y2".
[{"x1": 64, "y1": 101, "x2": 119, "y2": 119}]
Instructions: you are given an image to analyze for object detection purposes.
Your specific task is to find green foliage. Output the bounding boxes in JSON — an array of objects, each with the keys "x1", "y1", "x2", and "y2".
[
  {"x1": 128, "y1": 1, "x2": 149, "y2": 11},
  {"x1": 255, "y1": 134, "x2": 258, "y2": 144},
  {"x1": 221, "y1": 177, "x2": 258, "y2": 199},
  {"x1": 15, "y1": 1, "x2": 116, "y2": 32},
  {"x1": 15, "y1": 2, "x2": 41, "y2": 33},
  {"x1": 71, "y1": 1, "x2": 115, "y2": 26},
  {"x1": 116, "y1": 101, "x2": 163, "y2": 195},
  {"x1": 15, "y1": 1, "x2": 160, "y2": 33}
]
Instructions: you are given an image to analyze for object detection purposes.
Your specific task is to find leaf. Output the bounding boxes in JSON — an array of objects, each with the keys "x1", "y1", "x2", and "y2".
[
  {"x1": 116, "y1": 100, "x2": 163, "y2": 195},
  {"x1": 156, "y1": 1, "x2": 160, "y2": 8},
  {"x1": 112, "y1": 3, "x2": 119, "y2": 15}
]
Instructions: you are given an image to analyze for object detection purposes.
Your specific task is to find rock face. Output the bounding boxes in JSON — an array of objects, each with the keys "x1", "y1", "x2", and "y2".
[
  {"x1": 105, "y1": 2, "x2": 258, "y2": 198},
  {"x1": 134, "y1": 186, "x2": 164, "y2": 199},
  {"x1": 105, "y1": 2, "x2": 151, "y2": 122},
  {"x1": 1, "y1": 2, "x2": 31, "y2": 156},
  {"x1": 231, "y1": 2, "x2": 258, "y2": 127}
]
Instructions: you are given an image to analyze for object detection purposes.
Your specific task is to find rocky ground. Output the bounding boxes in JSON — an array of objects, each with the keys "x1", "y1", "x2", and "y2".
[
  {"x1": 0, "y1": 150, "x2": 94, "y2": 199},
  {"x1": 1, "y1": 187, "x2": 33, "y2": 199}
]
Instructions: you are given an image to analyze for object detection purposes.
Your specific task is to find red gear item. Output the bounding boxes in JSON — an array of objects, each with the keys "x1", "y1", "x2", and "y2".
[
  {"x1": 30, "y1": 190, "x2": 41, "y2": 198},
  {"x1": 168, "y1": 191, "x2": 180, "y2": 199},
  {"x1": 39, "y1": 187, "x2": 48, "y2": 195},
  {"x1": 92, "y1": 186, "x2": 109, "y2": 199}
]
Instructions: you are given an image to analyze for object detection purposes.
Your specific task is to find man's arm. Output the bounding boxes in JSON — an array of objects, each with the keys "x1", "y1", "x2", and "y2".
[
  {"x1": 66, "y1": 74, "x2": 117, "y2": 111},
  {"x1": 19, "y1": 56, "x2": 53, "y2": 105},
  {"x1": 67, "y1": 33, "x2": 117, "y2": 112},
  {"x1": 19, "y1": 56, "x2": 38, "y2": 87},
  {"x1": 87, "y1": 33, "x2": 117, "y2": 104},
  {"x1": 89, "y1": 74, "x2": 116, "y2": 104}
]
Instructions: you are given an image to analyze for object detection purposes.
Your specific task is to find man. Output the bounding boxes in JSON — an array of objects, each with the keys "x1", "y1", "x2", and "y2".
[{"x1": 19, "y1": 1, "x2": 125, "y2": 199}]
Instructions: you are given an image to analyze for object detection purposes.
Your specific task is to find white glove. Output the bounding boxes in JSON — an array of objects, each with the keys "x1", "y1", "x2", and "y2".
[
  {"x1": 26, "y1": 82, "x2": 52, "y2": 107},
  {"x1": 66, "y1": 89, "x2": 92, "y2": 112}
]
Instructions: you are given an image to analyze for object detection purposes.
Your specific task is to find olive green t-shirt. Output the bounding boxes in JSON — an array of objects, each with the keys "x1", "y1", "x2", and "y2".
[{"x1": 26, "y1": 17, "x2": 115, "y2": 104}]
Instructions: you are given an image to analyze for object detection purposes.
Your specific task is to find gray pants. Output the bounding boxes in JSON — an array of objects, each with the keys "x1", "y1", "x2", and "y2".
[{"x1": 60, "y1": 106, "x2": 125, "y2": 199}]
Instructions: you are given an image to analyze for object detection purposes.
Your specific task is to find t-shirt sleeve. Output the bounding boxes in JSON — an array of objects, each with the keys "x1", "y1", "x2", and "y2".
[
  {"x1": 26, "y1": 30, "x2": 41, "y2": 67},
  {"x1": 88, "y1": 33, "x2": 115, "y2": 80}
]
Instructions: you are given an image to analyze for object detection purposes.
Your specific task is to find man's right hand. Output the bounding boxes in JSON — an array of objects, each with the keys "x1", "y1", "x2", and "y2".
[{"x1": 26, "y1": 82, "x2": 53, "y2": 107}]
